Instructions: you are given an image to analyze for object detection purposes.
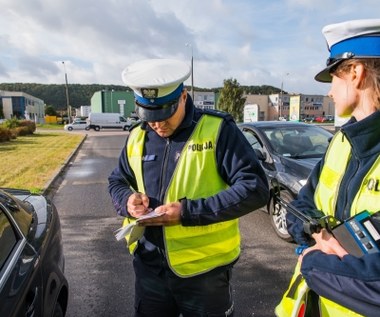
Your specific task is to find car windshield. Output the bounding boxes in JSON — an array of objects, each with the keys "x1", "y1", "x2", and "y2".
[{"x1": 262, "y1": 126, "x2": 331, "y2": 158}]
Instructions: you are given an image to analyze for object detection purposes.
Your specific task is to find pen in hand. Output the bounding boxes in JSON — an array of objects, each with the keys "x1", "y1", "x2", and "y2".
[{"x1": 127, "y1": 191, "x2": 150, "y2": 218}]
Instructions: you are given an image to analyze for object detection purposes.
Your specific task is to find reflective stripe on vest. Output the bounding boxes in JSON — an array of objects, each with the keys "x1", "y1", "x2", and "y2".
[
  {"x1": 125, "y1": 115, "x2": 240, "y2": 277},
  {"x1": 121, "y1": 126, "x2": 147, "y2": 253},
  {"x1": 314, "y1": 131, "x2": 351, "y2": 216},
  {"x1": 275, "y1": 263, "x2": 310, "y2": 317}
]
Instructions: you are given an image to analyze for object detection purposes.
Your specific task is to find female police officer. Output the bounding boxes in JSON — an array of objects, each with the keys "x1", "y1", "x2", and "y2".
[
  {"x1": 276, "y1": 19, "x2": 380, "y2": 317},
  {"x1": 108, "y1": 58, "x2": 269, "y2": 317}
]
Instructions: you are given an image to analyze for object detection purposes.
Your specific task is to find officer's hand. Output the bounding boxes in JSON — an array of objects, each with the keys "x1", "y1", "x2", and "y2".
[
  {"x1": 127, "y1": 192, "x2": 150, "y2": 218},
  {"x1": 138, "y1": 202, "x2": 182, "y2": 226},
  {"x1": 286, "y1": 212, "x2": 313, "y2": 246},
  {"x1": 299, "y1": 229, "x2": 348, "y2": 262}
]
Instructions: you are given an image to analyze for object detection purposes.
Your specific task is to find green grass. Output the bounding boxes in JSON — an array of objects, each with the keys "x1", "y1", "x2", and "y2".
[
  {"x1": 0, "y1": 132, "x2": 84, "y2": 193},
  {"x1": 36, "y1": 123, "x2": 65, "y2": 130}
]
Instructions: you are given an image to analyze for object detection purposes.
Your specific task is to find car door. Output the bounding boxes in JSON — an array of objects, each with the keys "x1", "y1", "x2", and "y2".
[{"x1": 0, "y1": 204, "x2": 43, "y2": 317}]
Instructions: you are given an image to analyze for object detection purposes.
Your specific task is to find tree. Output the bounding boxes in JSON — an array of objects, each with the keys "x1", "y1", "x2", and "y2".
[
  {"x1": 217, "y1": 78, "x2": 246, "y2": 122},
  {"x1": 45, "y1": 105, "x2": 57, "y2": 116}
]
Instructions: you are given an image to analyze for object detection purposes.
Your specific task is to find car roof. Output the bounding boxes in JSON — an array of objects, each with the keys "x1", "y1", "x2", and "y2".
[{"x1": 238, "y1": 121, "x2": 312, "y2": 128}]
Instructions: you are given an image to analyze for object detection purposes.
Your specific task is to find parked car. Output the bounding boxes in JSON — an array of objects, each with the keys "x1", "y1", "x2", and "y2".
[
  {"x1": 86, "y1": 113, "x2": 133, "y2": 131},
  {"x1": 302, "y1": 116, "x2": 315, "y2": 123},
  {"x1": 314, "y1": 116, "x2": 326, "y2": 123},
  {"x1": 238, "y1": 121, "x2": 333, "y2": 241},
  {"x1": 0, "y1": 188, "x2": 68, "y2": 316},
  {"x1": 64, "y1": 120, "x2": 89, "y2": 131}
]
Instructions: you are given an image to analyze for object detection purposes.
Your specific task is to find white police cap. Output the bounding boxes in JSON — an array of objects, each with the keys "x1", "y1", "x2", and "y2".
[
  {"x1": 121, "y1": 59, "x2": 191, "y2": 122},
  {"x1": 315, "y1": 19, "x2": 380, "y2": 82}
]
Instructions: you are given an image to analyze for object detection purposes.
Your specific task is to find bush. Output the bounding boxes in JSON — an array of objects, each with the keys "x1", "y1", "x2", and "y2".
[
  {"x1": 18, "y1": 120, "x2": 36, "y2": 134},
  {"x1": 4, "y1": 118, "x2": 19, "y2": 129},
  {"x1": 15, "y1": 126, "x2": 31, "y2": 136},
  {"x1": 0, "y1": 127, "x2": 12, "y2": 142},
  {"x1": 0, "y1": 119, "x2": 36, "y2": 142}
]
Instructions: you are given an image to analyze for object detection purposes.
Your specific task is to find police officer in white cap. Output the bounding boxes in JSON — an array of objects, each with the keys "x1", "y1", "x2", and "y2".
[
  {"x1": 276, "y1": 19, "x2": 380, "y2": 317},
  {"x1": 108, "y1": 58, "x2": 269, "y2": 317}
]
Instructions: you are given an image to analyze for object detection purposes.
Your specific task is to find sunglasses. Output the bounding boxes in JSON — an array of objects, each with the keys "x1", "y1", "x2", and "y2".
[
  {"x1": 135, "y1": 98, "x2": 179, "y2": 112},
  {"x1": 134, "y1": 98, "x2": 180, "y2": 122}
]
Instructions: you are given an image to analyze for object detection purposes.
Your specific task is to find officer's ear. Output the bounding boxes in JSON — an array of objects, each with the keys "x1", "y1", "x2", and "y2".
[
  {"x1": 351, "y1": 63, "x2": 366, "y2": 89},
  {"x1": 181, "y1": 88, "x2": 188, "y2": 103}
]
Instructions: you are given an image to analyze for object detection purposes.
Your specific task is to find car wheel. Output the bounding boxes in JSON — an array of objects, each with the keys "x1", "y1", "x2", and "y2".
[
  {"x1": 269, "y1": 190, "x2": 294, "y2": 242},
  {"x1": 85, "y1": 126, "x2": 90, "y2": 131},
  {"x1": 52, "y1": 302, "x2": 64, "y2": 317},
  {"x1": 68, "y1": 127, "x2": 73, "y2": 131},
  {"x1": 94, "y1": 126, "x2": 100, "y2": 131}
]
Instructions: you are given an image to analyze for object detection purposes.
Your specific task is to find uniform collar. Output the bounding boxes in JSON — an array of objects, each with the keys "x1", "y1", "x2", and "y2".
[{"x1": 341, "y1": 111, "x2": 380, "y2": 158}]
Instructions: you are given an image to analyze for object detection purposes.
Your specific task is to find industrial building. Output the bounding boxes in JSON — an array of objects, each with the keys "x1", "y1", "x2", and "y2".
[
  {"x1": 90, "y1": 90, "x2": 135, "y2": 117},
  {"x1": 0, "y1": 90, "x2": 45, "y2": 123}
]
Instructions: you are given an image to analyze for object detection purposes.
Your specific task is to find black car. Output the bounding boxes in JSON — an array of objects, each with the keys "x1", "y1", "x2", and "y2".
[
  {"x1": 0, "y1": 188, "x2": 68, "y2": 316},
  {"x1": 239, "y1": 121, "x2": 333, "y2": 241}
]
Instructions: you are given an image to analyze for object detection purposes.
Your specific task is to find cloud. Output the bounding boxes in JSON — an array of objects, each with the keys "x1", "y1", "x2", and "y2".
[{"x1": 0, "y1": 0, "x2": 379, "y2": 96}]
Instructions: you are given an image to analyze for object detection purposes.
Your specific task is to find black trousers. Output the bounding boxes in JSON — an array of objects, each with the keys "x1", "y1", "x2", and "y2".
[{"x1": 133, "y1": 256, "x2": 234, "y2": 317}]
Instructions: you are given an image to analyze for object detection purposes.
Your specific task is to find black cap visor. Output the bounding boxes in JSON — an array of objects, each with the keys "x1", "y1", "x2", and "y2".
[
  {"x1": 315, "y1": 52, "x2": 355, "y2": 83},
  {"x1": 135, "y1": 99, "x2": 179, "y2": 122},
  {"x1": 314, "y1": 59, "x2": 343, "y2": 82}
]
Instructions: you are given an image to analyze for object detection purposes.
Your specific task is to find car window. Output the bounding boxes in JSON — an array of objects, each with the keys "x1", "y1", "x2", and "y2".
[
  {"x1": 262, "y1": 126, "x2": 331, "y2": 157},
  {"x1": 0, "y1": 208, "x2": 17, "y2": 270},
  {"x1": 242, "y1": 130, "x2": 264, "y2": 151}
]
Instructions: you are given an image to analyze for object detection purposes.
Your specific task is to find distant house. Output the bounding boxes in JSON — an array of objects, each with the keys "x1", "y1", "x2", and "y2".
[
  {"x1": 0, "y1": 90, "x2": 45, "y2": 123},
  {"x1": 248, "y1": 93, "x2": 334, "y2": 121},
  {"x1": 76, "y1": 105, "x2": 92, "y2": 117},
  {"x1": 193, "y1": 91, "x2": 216, "y2": 110}
]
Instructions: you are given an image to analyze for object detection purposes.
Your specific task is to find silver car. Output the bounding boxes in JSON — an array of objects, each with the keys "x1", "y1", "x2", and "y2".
[{"x1": 64, "y1": 121, "x2": 89, "y2": 131}]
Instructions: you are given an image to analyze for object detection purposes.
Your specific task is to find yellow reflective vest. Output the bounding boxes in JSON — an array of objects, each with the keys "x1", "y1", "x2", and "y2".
[
  {"x1": 124, "y1": 114, "x2": 241, "y2": 277},
  {"x1": 276, "y1": 130, "x2": 380, "y2": 317}
]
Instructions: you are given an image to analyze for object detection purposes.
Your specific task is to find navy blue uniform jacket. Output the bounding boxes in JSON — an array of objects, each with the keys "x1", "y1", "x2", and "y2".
[
  {"x1": 108, "y1": 97, "x2": 269, "y2": 271},
  {"x1": 287, "y1": 111, "x2": 380, "y2": 316}
]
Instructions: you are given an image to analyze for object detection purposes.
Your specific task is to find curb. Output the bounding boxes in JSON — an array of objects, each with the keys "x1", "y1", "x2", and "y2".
[{"x1": 42, "y1": 133, "x2": 88, "y2": 198}]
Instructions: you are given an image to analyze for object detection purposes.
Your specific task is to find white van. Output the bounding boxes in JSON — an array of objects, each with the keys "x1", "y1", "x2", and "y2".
[{"x1": 87, "y1": 113, "x2": 133, "y2": 131}]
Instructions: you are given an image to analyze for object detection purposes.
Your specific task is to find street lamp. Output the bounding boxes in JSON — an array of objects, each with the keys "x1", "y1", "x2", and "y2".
[
  {"x1": 279, "y1": 73, "x2": 289, "y2": 120},
  {"x1": 185, "y1": 43, "x2": 194, "y2": 101},
  {"x1": 62, "y1": 61, "x2": 71, "y2": 123}
]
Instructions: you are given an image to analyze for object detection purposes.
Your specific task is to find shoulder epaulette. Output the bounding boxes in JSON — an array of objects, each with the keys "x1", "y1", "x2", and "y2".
[
  {"x1": 201, "y1": 108, "x2": 234, "y2": 122},
  {"x1": 128, "y1": 120, "x2": 143, "y2": 132}
]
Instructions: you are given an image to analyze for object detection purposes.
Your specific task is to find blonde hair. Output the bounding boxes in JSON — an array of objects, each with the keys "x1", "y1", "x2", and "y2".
[{"x1": 334, "y1": 59, "x2": 380, "y2": 109}]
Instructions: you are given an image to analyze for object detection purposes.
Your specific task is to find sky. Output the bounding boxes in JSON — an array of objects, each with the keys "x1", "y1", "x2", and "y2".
[{"x1": 1, "y1": 0, "x2": 380, "y2": 96}]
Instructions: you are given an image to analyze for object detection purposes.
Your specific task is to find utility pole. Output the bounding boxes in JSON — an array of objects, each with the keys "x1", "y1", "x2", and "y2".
[
  {"x1": 279, "y1": 73, "x2": 289, "y2": 120},
  {"x1": 62, "y1": 61, "x2": 71, "y2": 123},
  {"x1": 279, "y1": 81, "x2": 283, "y2": 119}
]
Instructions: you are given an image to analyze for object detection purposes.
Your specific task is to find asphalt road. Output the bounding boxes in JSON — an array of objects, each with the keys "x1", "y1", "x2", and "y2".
[{"x1": 51, "y1": 129, "x2": 297, "y2": 317}]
